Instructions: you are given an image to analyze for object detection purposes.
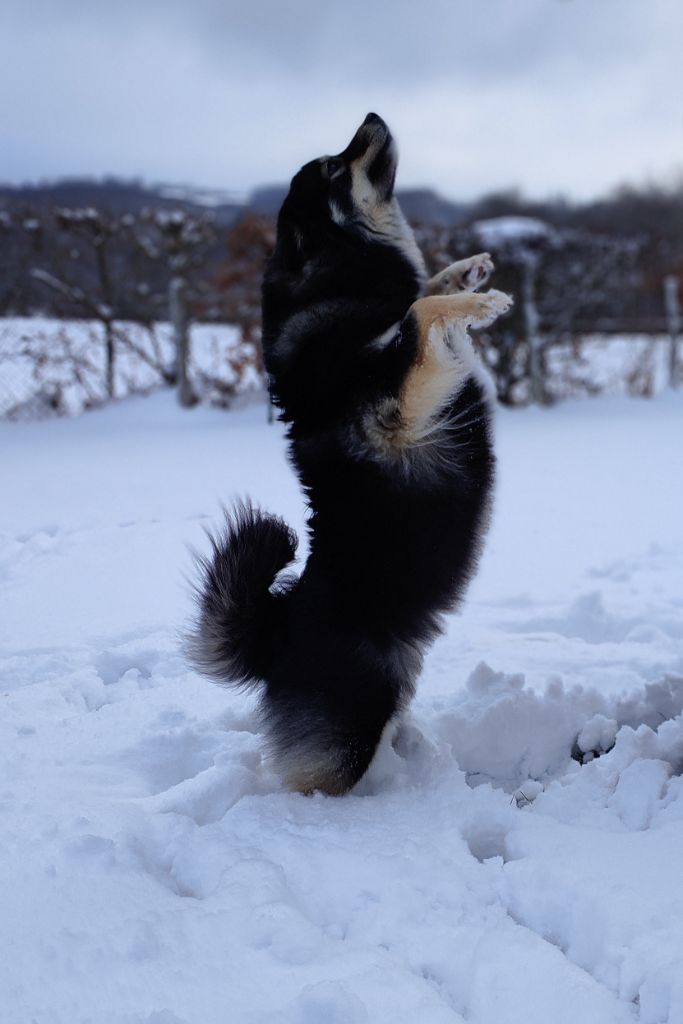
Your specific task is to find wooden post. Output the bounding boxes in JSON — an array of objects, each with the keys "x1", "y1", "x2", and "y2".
[
  {"x1": 94, "y1": 236, "x2": 116, "y2": 400},
  {"x1": 103, "y1": 319, "x2": 115, "y2": 399},
  {"x1": 170, "y1": 276, "x2": 195, "y2": 407},
  {"x1": 522, "y1": 251, "x2": 546, "y2": 404},
  {"x1": 664, "y1": 274, "x2": 681, "y2": 389}
]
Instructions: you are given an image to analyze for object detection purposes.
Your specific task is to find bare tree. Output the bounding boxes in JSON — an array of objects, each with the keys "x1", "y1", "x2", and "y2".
[
  {"x1": 214, "y1": 214, "x2": 276, "y2": 364},
  {"x1": 31, "y1": 208, "x2": 119, "y2": 396}
]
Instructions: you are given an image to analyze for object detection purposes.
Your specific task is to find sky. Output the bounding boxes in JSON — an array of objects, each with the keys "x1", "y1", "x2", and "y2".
[{"x1": 2, "y1": 0, "x2": 682, "y2": 202}]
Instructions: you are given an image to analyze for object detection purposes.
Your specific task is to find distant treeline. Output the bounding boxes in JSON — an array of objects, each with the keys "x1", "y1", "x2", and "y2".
[
  {"x1": 2, "y1": 177, "x2": 681, "y2": 325},
  {"x1": 3, "y1": 173, "x2": 683, "y2": 231}
]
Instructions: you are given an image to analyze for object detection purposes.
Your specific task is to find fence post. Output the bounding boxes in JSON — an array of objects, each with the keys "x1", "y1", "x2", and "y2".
[
  {"x1": 170, "y1": 276, "x2": 195, "y2": 407},
  {"x1": 664, "y1": 274, "x2": 681, "y2": 389},
  {"x1": 103, "y1": 319, "x2": 116, "y2": 399},
  {"x1": 521, "y1": 251, "x2": 546, "y2": 404}
]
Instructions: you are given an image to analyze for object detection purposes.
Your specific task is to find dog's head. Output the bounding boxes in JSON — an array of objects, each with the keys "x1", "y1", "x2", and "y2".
[{"x1": 277, "y1": 113, "x2": 405, "y2": 255}]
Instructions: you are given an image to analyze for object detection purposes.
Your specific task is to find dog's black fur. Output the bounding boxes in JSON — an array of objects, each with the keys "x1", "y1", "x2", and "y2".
[{"x1": 190, "y1": 114, "x2": 512, "y2": 794}]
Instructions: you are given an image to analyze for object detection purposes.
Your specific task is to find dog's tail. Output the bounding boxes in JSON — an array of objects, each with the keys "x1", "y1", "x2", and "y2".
[{"x1": 188, "y1": 502, "x2": 298, "y2": 688}]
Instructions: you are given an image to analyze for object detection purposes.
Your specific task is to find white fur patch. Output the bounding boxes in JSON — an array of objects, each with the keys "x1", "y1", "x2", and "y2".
[
  {"x1": 370, "y1": 322, "x2": 402, "y2": 351},
  {"x1": 443, "y1": 321, "x2": 497, "y2": 407},
  {"x1": 329, "y1": 201, "x2": 345, "y2": 226}
]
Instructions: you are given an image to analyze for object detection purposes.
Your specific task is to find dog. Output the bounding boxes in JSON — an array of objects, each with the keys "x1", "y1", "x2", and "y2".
[{"x1": 189, "y1": 113, "x2": 512, "y2": 795}]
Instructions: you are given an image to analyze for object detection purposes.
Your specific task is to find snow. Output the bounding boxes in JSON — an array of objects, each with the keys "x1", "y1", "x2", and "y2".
[
  {"x1": 547, "y1": 335, "x2": 675, "y2": 398},
  {"x1": 472, "y1": 216, "x2": 554, "y2": 246},
  {"x1": 1, "y1": 390, "x2": 682, "y2": 1024}
]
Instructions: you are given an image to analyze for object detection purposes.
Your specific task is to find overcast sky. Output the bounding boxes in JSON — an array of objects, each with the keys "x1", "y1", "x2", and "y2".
[{"x1": 3, "y1": 0, "x2": 682, "y2": 201}]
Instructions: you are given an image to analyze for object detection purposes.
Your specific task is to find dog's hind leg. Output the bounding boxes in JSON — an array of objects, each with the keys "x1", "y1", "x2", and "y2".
[
  {"x1": 425, "y1": 252, "x2": 493, "y2": 295},
  {"x1": 276, "y1": 733, "x2": 382, "y2": 797},
  {"x1": 263, "y1": 687, "x2": 396, "y2": 796}
]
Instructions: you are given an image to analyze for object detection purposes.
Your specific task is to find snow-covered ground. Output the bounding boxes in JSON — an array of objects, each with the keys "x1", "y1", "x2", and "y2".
[{"x1": 1, "y1": 390, "x2": 682, "y2": 1024}]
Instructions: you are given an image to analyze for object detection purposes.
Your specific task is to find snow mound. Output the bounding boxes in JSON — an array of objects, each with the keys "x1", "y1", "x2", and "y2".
[{"x1": 425, "y1": 662, "x2": 683, "y2": 788}]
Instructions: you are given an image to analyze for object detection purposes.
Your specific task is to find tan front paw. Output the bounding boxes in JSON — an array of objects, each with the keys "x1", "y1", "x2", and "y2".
[
  {"x1": 467, "y1": 289, "x2": 514, "y2": 328},
  {"x1": 426, "y1": 252, "x2": 494, "y2": 295}
]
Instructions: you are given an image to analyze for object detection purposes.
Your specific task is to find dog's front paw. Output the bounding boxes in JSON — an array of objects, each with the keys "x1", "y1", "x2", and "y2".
[
  {"x1": 457, "y1": 252, "x2": 494, "y2": 292},
  {"x1": 427, "y1": 252, "x2": 494, "y2": 295},
  {"x1": 468, "y1": 288, "x2": 514, "y2": 328}
]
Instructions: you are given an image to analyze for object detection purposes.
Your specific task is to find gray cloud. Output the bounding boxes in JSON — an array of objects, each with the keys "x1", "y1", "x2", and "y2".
[{"x1": 3, "y1": 0, "x2": 682, "y2": 199}]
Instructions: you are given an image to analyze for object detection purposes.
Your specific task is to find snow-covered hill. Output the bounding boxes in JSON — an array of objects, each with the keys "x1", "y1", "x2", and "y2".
[{"x1": 1, "y1": 392, "x2": 682, "y2": 1024}]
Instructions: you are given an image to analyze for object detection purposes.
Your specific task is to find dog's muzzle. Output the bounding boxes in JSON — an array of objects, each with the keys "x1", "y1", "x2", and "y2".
[{"x1": 341, "y1": 112, "x2": 398, "y2": 200}]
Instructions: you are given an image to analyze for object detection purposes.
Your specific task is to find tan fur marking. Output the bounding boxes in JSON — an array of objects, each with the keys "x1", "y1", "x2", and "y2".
[
  {"x1": 284, "y1": 759, "x2": 351, "y2": 796},
  {"x1": 377, "y1": 291, "x2": 511, "y2": 453},
  {"x1": 398, "y1": 323, "x2": 462, "y2": 443},
  {"x1": 287, "y1": 770, "x2": 349, "y2": 797},
  {"x1": 274, "y1": 743, "x2": 351, "y2": 796}
]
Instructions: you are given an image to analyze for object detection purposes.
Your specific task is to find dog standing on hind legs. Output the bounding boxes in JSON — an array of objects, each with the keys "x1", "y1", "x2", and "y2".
[{"x1": 189, "y1": 113, "x2": 512, "y2": 794}]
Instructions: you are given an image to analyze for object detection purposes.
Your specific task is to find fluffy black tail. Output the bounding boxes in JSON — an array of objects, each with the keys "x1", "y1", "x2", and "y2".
[{"x1": 188, "y1": 502, "x2": 298, "y2": 688}]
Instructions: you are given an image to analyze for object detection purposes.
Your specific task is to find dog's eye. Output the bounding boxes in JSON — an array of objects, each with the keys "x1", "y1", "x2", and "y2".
[{"x1": 326, "y1": 158, "x2": 345, "y2": 181}]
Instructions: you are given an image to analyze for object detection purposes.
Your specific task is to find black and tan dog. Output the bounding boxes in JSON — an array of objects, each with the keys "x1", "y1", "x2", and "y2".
[{"x1": 190, "y1": 113, "x2": 512, "y2": 794}]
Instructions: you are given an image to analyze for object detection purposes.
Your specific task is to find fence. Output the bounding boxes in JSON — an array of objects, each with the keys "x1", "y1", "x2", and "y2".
[
  {"x1": 0, "y1": 318, "x2": 264, "y2": 420},
  {"x1": 1, "y1": 213, "x2": 680, "y2": 418}
]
